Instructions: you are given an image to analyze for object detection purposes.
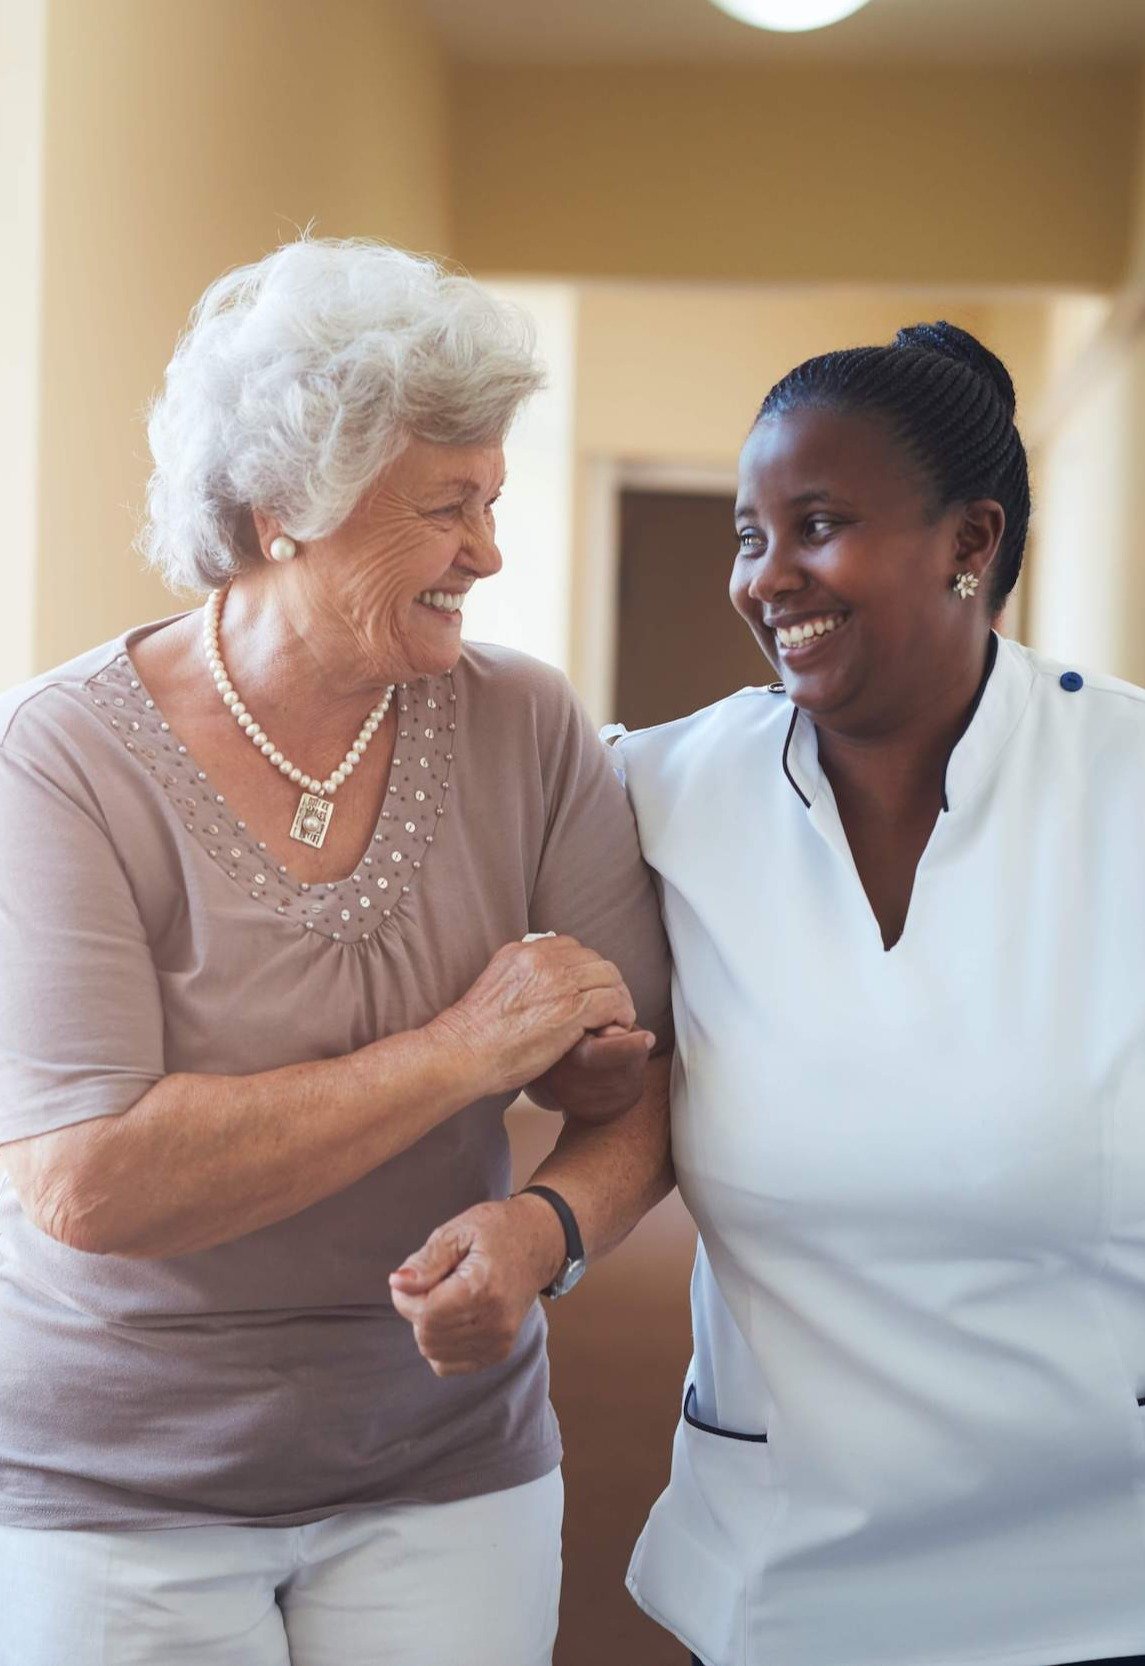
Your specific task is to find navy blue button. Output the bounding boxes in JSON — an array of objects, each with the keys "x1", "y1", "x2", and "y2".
[{"x1": 1060, "y1": 671, "x2": 1084, "y2": 692}]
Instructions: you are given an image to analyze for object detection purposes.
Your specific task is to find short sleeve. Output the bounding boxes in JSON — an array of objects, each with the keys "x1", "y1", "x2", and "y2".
[
  {"x1": 0, "y1": 728, "x2": 165, "y2": 1143},
  {"x1": 528, "y1": 697, "x2": 672, "y2": 1050}
]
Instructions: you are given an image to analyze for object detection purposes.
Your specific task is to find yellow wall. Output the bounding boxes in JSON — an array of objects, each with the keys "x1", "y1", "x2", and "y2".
[
  {"x1": 562, "y1": 282, "x2": 1058, "y2": 714},
  {"x1": 34, "y1": 0, "x2": 451, "y2": 670},
  {"x1": 573, "y1": 285, "x2": 1055, "y2": 465},
  {"x1": 1029, "y1": 334, "x2": 1145, "y2": 682},
  {"x1": 1, "y1": 0, "x2": 47, "y2": 688},
  {"x1": 23, "y1": 9, "x2": 1145, "y2": 681},
  {"x1": 453, "y1": 64, "x2": 1140, "y2": 289},
  {"x1": 1026, "y1": 70, "x2": 1145, "y2": 686},
  {"x1": 1126, "y1": 65, "x2": 1145, "y2": 280}
]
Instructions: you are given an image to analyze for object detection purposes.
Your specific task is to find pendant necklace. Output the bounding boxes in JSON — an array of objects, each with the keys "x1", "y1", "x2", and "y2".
[{"x1": 203, "y1": 586, "x2": 395, "y2": 850}]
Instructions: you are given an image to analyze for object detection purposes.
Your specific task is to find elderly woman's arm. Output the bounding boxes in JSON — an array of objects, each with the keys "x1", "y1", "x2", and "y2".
[
  {"x1": 387, "y1": 659, "x2": 679, "y2": 1372},
  {"x1": 2, "y1": 936, "x2": 640, "y2": 1261},
  {"x1": 390, "y1": 1052, "x2": 673, "y2": 1375}
]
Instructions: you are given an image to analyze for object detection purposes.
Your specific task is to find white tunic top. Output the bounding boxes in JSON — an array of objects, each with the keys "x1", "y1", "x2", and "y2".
[{"x1": 614, "y1": 637, "x2": 1145, "y2": 1666}]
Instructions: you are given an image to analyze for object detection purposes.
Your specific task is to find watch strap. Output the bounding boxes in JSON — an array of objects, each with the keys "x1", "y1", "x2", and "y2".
[{"x1": 519, "y1": 1183, "x2": 585, "y2": 1268}]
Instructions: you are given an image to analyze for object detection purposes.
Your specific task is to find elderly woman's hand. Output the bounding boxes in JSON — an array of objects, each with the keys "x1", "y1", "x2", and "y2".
[
  {"x1": 432, "y1": 935, "x2": 639, "y2": 1100},
  {"x1": 389, "y1": 1195, "x2": 565, "y2": 1377}
]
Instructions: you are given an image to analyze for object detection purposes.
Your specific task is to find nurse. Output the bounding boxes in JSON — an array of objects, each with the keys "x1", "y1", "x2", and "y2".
[{"x1": 616, "y1": 322, "x2": 1145, "y2": 1666}]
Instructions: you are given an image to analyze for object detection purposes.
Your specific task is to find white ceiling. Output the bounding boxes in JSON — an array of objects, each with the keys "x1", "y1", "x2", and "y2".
[{"x1": 417, "y1": 0, "x2": 1145, "y2": 66}]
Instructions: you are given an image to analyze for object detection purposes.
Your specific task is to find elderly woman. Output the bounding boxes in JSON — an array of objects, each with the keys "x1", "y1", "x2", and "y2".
[{"x1": 0, "y1": 239, "x2": 672, "y2": 1666}]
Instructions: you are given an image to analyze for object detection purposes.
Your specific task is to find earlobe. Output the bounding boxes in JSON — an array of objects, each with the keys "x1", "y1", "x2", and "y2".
[
  {"x1": 949, "y1": 500, "x2": 1004, "y2": 600},
  {"x1": 250, "y1": 508, "x2": 297, "y2": 564}
]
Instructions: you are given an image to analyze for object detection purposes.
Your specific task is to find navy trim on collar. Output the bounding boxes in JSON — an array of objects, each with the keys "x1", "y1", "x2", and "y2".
[
  {"x1": 779, "y1": 631, "x2": 1006, "y2": 814},
  {"x1": 781, "y1": 707, "x2": 811, "y2": 808},
  {"x1": 940, "y1": 632, "x2": 999, "y2": 813}
]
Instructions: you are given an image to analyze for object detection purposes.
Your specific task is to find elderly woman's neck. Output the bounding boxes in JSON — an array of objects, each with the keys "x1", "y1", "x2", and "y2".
[
  {"x1": 218, "y1": 577, "x2": 400, "y2": 740},
  {"x1": 130, "y1": 586, "x2": 402, "y2": 775}
]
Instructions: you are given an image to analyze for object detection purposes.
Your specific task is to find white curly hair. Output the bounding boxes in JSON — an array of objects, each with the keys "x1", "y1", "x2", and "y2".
[{"x1": 140, "y1": 238, "x2": 545, "y2": 592}]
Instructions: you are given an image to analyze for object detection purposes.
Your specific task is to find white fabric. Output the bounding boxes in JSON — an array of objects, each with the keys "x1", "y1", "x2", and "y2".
[
  {"x1": 0, "y1": 1470, "x2": 562, "y2": 1666},
  {"x1": 616, "y1": 638, "x2": 1145, "y2": 1666}
]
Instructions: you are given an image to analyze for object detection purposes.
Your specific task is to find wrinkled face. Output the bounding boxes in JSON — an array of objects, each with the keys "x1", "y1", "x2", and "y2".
[
  {"x1": 731, "y1": 407, "x2": 996, "y2": 736},
  {"x1": 305, "y1": 437, "x2": 506, "y2": 683}
]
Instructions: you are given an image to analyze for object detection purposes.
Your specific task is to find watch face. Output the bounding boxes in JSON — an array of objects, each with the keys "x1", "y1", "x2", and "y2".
[{"x1": 547, "y1": 1256, "x2": 587, "y2": 1299}]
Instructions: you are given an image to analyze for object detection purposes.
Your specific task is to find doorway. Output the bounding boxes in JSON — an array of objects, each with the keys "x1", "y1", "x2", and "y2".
[{"x1": 613, "y1": 488, "x2": 774, "y2": 732}]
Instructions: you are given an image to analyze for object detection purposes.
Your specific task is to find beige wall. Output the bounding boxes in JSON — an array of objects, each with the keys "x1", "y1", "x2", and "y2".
[
  {"x1": 1026, "y1": 70, "x2": 1145, "y2": 685},
  {"x1": 453, "y1": 64, "x2": 1140, "y2": 289},
  {"x1": 563, "y1": 282, "x2": 1059, "y2": 714},
  {"x1": 1126, "y1": 65, "x2": 1145, "y2": 281},
  {"x1": 460, "y1": 283, "x2": 580, "y2": 675},
  {"x1": 22, "y1": 9, "x2": 1145, "y2": 683},
  {"x1": 1029, "y1": 332, "x2": 1145, "y2": 682},
  {"x1": 33, "y1": 0, "x2": 451, "y2": 671},
  {"x1": 1, "y1": 0, "x2": 47, "y2": 688},
  {"x1": 573, "y1": 285, "x2": 1056, "y2": 465}
]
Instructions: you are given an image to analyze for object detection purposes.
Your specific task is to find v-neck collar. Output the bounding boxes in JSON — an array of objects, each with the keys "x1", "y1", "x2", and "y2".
[
  {"x1": 780, "y1": 633, "x2": 1034, "y2": 819},
  {"x1": 84, "y1": 615, "x2": 457, "y2": 944}
]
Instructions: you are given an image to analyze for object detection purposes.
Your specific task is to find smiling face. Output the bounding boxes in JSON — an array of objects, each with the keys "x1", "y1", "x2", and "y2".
[
  {"x1": 731, "y1": 406, "x2": 1001, "y2": 738},
  {"x1": 293, "y1": 437, "x2": 506, "y2": 685}
]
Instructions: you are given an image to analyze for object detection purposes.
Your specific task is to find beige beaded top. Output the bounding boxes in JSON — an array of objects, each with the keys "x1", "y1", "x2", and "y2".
[
  {"x1": 0, "y1": 619, "x2": 671, "y2": 1530},
  {"x1": 86, "y1": 652, "x2": 456, "y2": 941}
]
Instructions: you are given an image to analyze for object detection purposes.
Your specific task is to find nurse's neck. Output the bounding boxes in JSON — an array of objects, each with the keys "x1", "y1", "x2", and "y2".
[
  {"x1": 814, "y1": 630, "x2": 994, "y2": 831},
  {"x1": 809, "y1": 630, "x2": 994, "y2": 949}
]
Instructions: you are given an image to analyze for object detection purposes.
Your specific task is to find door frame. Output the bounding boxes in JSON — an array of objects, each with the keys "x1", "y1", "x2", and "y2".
[{"x1": 574, "y1": 458, "x2": 738, "y2": 726}]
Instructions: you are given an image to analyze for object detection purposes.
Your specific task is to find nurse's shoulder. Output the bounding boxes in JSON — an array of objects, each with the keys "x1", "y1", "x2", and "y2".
[
  {"x1": 1011, "y1": 638, "x2": 1145, "y2": 795},
  {"x1": 601, "y1": 680, "x2": 791, "y2": 805}
]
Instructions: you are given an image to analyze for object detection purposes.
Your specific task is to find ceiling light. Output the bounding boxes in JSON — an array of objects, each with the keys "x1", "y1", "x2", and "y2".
[{"x1": 708, "y1": 0, "x2": 873, "y2": 32}]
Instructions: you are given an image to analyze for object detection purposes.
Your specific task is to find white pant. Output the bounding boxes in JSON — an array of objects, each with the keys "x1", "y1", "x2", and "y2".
[{"x1": 0, "y1": 1470, "x2": 563, "y2": 1666}]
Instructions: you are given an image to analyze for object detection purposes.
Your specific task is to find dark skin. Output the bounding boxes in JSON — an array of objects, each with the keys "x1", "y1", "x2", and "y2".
[{"x1": 731, "y1": 407, "x2": 1006, "y2": 950}]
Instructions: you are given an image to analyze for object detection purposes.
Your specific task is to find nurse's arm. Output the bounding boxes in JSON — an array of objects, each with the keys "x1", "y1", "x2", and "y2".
[{"x1": 389, "y1": 1052, "x2": 674, "y2": 1376}]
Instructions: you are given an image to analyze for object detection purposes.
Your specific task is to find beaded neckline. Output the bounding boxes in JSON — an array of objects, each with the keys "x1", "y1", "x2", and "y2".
[{"x1": 85, "y1": 649, "x2": 457, "y2": 944}]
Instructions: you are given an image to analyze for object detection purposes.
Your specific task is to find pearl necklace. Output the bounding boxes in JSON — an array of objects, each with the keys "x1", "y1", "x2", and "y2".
[{"x1": 203, "y1": 586, "x2": 396, "y2": 850}]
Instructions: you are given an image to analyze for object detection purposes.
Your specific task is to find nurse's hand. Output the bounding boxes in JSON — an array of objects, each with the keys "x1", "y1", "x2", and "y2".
[
  {"x1": 526, "y1": 1026, "x2": 656, "y2": 1124},
  {"x1": 389, "y1": 1195, "x2": 566, "y2": 1377}
]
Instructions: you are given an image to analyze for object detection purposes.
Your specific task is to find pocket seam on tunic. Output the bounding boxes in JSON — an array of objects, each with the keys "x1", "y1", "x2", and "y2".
[{"x1": 683, "y1": 1382, "x2": 768, "y2": 1445}]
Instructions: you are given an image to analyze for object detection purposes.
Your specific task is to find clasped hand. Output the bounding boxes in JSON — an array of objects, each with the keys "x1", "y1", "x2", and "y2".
[{"x1": 391, "y1": 934, "x2": 655, "y2": 1375}]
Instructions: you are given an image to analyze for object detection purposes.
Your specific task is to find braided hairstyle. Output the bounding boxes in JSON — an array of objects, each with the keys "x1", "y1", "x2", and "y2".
[{"x1": 754, "y1": 321, "x2": 1030, "y2": 609}]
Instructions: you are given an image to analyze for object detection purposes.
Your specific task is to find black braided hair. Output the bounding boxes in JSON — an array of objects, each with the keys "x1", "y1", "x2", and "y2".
[{"x1": 754, "y1": 321, "x2": 1030, "y2": 608}]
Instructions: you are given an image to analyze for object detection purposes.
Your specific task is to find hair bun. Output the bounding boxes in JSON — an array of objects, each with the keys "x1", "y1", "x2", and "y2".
[{"x1": 893, "y1": 321, "x2": 1016, "y2": 420}]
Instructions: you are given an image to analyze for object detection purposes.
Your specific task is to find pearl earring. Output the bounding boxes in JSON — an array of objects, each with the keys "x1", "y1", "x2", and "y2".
[
  {"x1": 269, "y1": 536, "x2": 297, "y2": 562},
  {"x1": 952, "y1": 572, "x2": 979, "y2": 600}
]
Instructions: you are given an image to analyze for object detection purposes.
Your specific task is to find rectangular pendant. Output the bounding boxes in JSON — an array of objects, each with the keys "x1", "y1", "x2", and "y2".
[{"x1": 289, "y1": 792, "x2": 334, "y2": 849}]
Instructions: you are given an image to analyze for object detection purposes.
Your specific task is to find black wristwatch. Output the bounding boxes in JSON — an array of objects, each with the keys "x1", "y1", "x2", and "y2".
[{"x1": 519, "y1": 1184, "x2": 587, "y2": 1300}]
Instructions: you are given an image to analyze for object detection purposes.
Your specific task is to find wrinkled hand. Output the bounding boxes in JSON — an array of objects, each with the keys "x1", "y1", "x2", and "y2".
[
  {"x1": 432, "y1": 936, "x2": 638, "y2": 1099},
  {"x1": 528, "y1": 1024, "x2": 655, "y2": 1124},
  {"x1": 390, "y1": 1197, "x2": 566, "y2": 1377}
]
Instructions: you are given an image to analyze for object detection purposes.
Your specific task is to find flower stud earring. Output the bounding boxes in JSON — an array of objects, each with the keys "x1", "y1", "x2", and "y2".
[
  {"x1": 952, "y1": 572, "x2": 979, "y2": 601},
  {"x1": 269, "y1": 536, "x2": 297, "y2": 562}
]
